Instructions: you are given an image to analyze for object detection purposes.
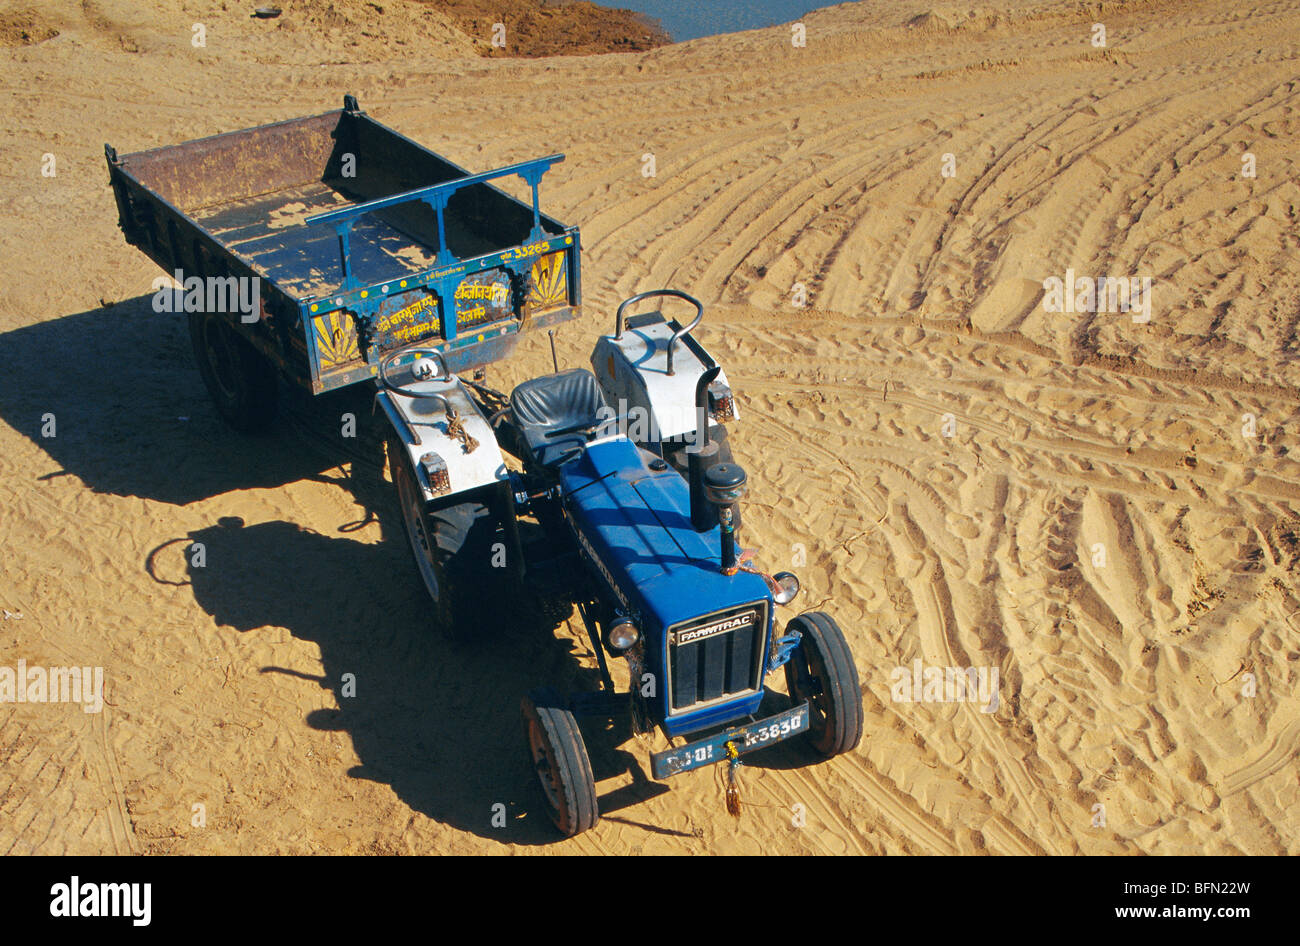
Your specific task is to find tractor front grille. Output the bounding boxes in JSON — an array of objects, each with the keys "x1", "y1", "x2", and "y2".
[{"x1": 667, "y1": 602, "x2": 767, "y2": 713}]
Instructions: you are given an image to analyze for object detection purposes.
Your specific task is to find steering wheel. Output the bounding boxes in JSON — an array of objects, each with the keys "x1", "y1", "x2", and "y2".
[
  {"x1": 378, "y1": 348, "x2": 458, "y2": 425},
  {"x1": 378, "y1": 347, "x2": 451, "y2": 401}
]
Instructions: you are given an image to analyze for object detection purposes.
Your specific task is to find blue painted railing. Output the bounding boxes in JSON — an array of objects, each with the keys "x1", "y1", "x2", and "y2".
[{"x1": 305, "y1": 154, "x2": 565, "y2": 288}]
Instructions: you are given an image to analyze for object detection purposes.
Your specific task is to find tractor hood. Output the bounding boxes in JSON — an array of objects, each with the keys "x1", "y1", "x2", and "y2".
[{"x1": 559, "y1": 438, "x2": 771, "y2": 631}]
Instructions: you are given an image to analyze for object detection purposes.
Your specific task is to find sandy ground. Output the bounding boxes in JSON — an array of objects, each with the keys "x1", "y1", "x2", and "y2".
[{"x1": 2, "y1": 0, "x2": 1299, "y2": 855}]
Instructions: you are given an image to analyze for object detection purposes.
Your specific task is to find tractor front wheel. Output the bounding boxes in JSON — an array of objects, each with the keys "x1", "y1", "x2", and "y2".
[
  {"x1": 784, "y1": 612, "x2": 863, "y2": 758},
  {"x1": 521, "y1": 688, "x2": 598, "y2": 837}
]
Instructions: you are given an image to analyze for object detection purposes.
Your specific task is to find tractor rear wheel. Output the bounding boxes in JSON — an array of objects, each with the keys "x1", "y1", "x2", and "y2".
[
  {"x1": 188, "y1": 312, "x2": 278, "y2": 432},
  {"x1": 389, "y1": 436, "x2": 498, "y2": 639},
  {"x1": 521, "y1": 688, "x2": 599, "y2": 837},
  {"x1": 784, "y1": 612, "x2": 863, "y2": 758}
]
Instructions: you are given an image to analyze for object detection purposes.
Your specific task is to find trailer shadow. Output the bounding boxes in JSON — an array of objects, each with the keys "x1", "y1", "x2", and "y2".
[
  {"x1": 181, "y1": 515, "x2": 668, "y2": 846},
  {"x1": 0, "y1": 294, "x2": 367, "y2": 506}
]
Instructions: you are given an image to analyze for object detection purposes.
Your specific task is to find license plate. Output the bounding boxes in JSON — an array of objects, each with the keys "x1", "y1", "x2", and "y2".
[{"x1": 650, "y1": 703, "x2": 810, "y2": 779}]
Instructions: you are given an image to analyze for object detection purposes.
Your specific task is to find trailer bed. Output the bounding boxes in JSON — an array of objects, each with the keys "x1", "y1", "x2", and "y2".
[
  {"x1": 107, "y1": 98, "x2": 582, "y2": 393},
  {"x1": 191, "y1": 181, "x2": 451, "y2": 299}
]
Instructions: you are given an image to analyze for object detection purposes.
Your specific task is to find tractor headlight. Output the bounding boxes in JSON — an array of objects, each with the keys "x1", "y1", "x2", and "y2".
[
  {"x1": 772, "y1": 571, "x2": 800, "y2": 605},
  {"x1": 607, "y1": 618, "x2": 640, "y2": 652}
]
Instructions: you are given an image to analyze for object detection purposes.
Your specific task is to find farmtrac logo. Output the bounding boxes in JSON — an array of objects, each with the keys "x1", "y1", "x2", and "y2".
[{"x1": 676, "y1": 610, "x2": 756, "y2": 645}]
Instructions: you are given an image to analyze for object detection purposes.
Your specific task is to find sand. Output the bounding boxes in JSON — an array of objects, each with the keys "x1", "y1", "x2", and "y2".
[{"x1": 1, "y1": 0, "x2": 1298, "y2": 855}]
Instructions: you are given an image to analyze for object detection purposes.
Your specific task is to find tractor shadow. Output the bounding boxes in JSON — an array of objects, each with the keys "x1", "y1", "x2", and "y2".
[
  {"x1": 0, "y1": 294, "x2": 370, "y2": 507},
  {"x1": 8, "y1": 295, "x2": 674, "y2": 841},
  {"x1": 181, "y1": 514, "x2": 670, "y2": 845}
]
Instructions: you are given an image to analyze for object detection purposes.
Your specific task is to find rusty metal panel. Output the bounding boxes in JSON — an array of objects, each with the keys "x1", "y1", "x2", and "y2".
[{"x1": 120, "y1": 111, "x2": 349, "y2": 213}]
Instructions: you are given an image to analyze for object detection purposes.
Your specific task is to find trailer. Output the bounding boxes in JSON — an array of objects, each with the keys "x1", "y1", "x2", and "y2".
[
  {"x1": 106, "y1": 94, "x2": 581, "y2": 410},
  {"x1": 107, "y1": 98, "x2": 862, "y2": 837}
]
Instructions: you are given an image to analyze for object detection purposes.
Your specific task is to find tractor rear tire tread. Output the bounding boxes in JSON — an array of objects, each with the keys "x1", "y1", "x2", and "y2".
[{"x1": 389, "y1": 435, "x2": 503, "y2": 639}]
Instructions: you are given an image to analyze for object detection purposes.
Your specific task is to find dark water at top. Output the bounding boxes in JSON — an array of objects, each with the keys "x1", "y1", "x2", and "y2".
[{"x1": 623, "y1": 0, "x2": 830, "y2": 41}]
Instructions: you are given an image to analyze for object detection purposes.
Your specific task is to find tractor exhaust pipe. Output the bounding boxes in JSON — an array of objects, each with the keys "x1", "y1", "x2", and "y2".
[
  {"x1": 688, "y1": 366, "x2": 748, "y2": 571},
  {"x1": 688, "y1": 367, "x2": 722, "y2": 532}
]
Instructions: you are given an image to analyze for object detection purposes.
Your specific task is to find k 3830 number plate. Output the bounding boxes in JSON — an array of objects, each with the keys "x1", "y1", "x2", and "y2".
[{"x1": 650, "y1": 703, "x2": 810, "y2": 779}]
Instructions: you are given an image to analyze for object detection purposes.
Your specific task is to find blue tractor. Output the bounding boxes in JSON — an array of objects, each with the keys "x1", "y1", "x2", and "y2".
[
  {"x1": 380, "y1": 289, "x2": 863, "y2": 836},
  {"x1": 106, "y1": 104, "x2": 861, "y2": 836}
]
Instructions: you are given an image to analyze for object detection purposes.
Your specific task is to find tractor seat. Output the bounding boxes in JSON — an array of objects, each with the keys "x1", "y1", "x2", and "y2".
[{"x1": 510, "y1": 368, "x2": 613, "y2": 468}]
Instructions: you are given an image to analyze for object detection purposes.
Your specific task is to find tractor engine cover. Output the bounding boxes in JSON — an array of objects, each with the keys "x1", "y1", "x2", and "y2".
[
  {"x1": 591, "y1": 310, "x2": 738, "y2": 446},
  {"x1": 558, "y1": 438, "x2": 771, "y2": 736}
]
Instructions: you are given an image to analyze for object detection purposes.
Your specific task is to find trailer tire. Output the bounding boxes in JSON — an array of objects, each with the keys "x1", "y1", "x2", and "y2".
[
  {"x1": 784, "y1": 611, "x2": 863, "y2": 758},
  {"x1": 188, "y1": 312, "x2": 279, "y2": 432},
  {"x1": 521, "y1": 688, "x2": 599, "y2": 837},
  {"x1": 389, "y1": 436, "x2": 498, "y2": 639}
]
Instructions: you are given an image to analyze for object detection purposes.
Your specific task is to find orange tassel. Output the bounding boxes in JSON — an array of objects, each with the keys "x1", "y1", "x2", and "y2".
[{"x1": 724, "y1": 741, "x2": 742, "y2": 819}]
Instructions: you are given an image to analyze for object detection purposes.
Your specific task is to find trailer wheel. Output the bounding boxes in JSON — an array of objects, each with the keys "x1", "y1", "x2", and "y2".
[
  {"x1": 188, "y1": 312, "x2": 278, "y2": 432},
  {"x1": 784, "y1": 612, "x2": 863, "y2": 758},
  {"x1": 389, "y1": 436, "x2": 496, "y2": 638},
  {"x1": 521, "y1": 688, "x2": 599, "y2": 837}
]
